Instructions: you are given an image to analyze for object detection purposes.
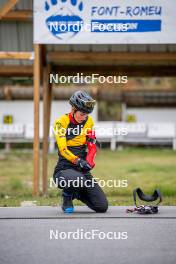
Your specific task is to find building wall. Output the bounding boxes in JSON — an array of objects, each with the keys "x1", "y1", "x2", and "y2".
[
  {"x1": 0, "y1": 100, "x2": 98, "y2": 125},
  {"x1": 126, "y1": 107, "x2": 176, "y2": 123}
]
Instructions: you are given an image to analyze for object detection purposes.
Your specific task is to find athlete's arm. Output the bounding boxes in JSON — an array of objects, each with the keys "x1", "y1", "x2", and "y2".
[
  {"x1": 86, "y1": 117, "x2": 97, "y2": 168},
  {"x1": 53, "y1": 117, "x2": 78, "y2": 164}
]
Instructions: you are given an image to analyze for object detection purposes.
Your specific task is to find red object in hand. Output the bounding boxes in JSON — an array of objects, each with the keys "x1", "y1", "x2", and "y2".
[{"x1": 86, "y1": 130, "x2": 97, "y2": 168}]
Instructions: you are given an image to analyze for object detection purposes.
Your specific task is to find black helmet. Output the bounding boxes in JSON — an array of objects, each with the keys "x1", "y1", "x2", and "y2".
[{"x1": 69, "y1": 90, "x2": 96, "y2": 114}]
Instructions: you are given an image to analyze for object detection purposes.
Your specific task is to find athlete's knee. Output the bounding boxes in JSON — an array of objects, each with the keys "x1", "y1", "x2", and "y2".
[
  {"x1": 53, "y1": 172, "x2": 66, "y2": 189},
  {"x1": 94, "y1": 201, "x2": 108, "y2": 213}
]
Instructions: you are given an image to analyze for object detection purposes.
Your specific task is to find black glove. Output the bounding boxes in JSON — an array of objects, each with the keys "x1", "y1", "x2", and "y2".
[{"x1": 76, "y1": 158, "x2": 92, "y2": 171}]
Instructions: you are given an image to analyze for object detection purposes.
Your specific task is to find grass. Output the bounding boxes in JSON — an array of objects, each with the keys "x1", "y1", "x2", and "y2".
[{"x1": 0, "y1": 147, "x2": 176, "y2": 206}]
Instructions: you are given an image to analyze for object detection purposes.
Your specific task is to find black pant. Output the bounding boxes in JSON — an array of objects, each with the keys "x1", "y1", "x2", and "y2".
[{"x1": 53, "y1": 168, "x2": 108, "y2": 213}]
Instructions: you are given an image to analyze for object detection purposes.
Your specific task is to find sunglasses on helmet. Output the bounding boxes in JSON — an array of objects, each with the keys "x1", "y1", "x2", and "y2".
[{"x1": 80, "y1": 99, "x2": 96, "y2": 108}]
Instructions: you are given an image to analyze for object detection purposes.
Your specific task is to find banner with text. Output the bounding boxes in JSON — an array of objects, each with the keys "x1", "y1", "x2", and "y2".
[{"x1": 34, "y1": 0, "x2": 176, "y2": 44}]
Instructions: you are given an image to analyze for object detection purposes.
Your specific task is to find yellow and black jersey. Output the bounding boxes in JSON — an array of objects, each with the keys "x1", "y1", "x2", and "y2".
[{"x1": 53, "y1": 113, "x2": 94, "y2": 171}]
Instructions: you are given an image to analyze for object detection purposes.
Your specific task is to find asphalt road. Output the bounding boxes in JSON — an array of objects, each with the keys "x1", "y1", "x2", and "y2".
[{"x1": 0, "y1": 206, "x2": 176, "y2": 264}]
